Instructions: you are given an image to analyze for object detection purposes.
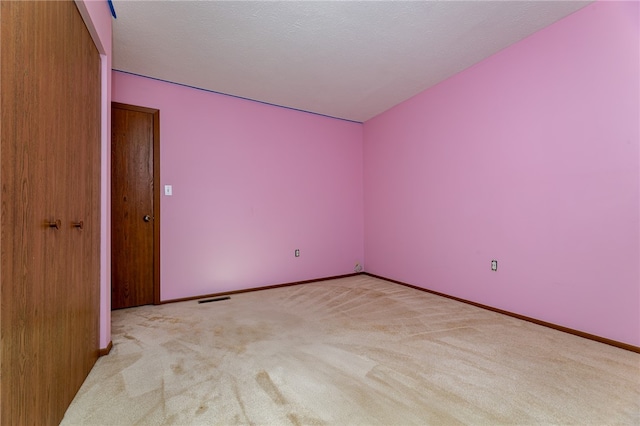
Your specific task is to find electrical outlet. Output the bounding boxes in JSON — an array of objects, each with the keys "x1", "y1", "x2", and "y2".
[
  {"x1": 491, "y1": 260, "x2": 498, "y2": 271},
  {"x1": 295, "y1": 249, "x2": 300, "y2": 257}
]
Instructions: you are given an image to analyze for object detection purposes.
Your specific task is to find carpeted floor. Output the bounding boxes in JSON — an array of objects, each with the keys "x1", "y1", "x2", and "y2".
[{"x1": 61, "y1": 275, "x2": 640, "y2": 425}]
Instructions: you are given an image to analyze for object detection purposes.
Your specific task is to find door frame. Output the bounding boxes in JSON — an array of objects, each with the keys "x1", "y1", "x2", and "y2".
[{"x1": 111, "y1": 102, "x2": 161, "y2": 305}]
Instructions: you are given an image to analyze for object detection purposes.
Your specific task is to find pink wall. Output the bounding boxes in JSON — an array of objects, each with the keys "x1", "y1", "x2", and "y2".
[
  {"x1": 112, "y1": 72, "x2": 364, "y2": 301},
  {"x1": 77, "y1": 0, "x2": 112, "y2": 350},
  {"x1": 363, "y1": 1, "x2": 639, "y2": 346}
]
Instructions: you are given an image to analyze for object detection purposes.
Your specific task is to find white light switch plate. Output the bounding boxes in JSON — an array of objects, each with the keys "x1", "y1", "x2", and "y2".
[{"x1": 164, "y1": 185, "x2": 172, "y2": 196}]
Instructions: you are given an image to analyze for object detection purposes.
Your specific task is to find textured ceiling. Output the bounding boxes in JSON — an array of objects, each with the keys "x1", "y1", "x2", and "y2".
[{"x1": 112, "y1": 1, "x2": 592, "y2": 122}]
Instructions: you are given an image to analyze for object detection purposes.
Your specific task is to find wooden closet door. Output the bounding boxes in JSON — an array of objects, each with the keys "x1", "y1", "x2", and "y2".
[
  {"x1": 0, "y1": 1, "x2": 101, "y2": 424},
  {"x1": 62, "y1": 0, "x2": 102, "y2": 401}
]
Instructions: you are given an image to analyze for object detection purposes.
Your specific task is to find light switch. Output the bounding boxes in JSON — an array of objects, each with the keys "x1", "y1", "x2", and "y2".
[{"x1": 164, "y1": 185, "x2": 172, "y2": 196}]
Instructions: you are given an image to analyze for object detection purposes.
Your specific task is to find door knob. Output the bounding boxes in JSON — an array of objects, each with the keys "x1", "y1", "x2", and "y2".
[
  {"x1": 73, "y1": 221, "x2": 84, "y2": 230},
  {"x1": 143, "y1": 215, "x2": 152, "y2": 222}
]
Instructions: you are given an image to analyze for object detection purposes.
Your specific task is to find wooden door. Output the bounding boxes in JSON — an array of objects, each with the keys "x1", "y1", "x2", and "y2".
[
  {"x1": 111, "y1": 103, "x2": 160, "y2": 309},
  {"x1": 0, "y1": 1, "x2": 101, "y2": 424}
]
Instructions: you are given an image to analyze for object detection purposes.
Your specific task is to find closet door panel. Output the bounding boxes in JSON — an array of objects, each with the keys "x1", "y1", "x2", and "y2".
[
  {"x1": 0, "y1": 1, "x2": 101, "y2": 424},
  {"x1": 65, "y1": 0, "x2": 102, "y2": 387},
  {"x1": 1, "y1": 2, "x2": 65, "y2": 423}
]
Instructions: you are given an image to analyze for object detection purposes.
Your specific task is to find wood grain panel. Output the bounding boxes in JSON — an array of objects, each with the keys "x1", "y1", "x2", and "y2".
[{"x1": 1, "y1": 1, "x2": 101, "y2": 424}]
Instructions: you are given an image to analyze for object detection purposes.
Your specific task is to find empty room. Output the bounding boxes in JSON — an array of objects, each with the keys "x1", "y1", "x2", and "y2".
[{"x1": 1, "y1": 0, "x2": 638, "y2": 425}]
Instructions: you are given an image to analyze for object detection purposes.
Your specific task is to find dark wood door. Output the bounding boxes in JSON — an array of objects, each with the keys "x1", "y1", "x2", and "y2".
[
  {"x1": 0, "y1": 0, "x2": 101, "y2": 424},
  {"x1": 111, "y1": 103, "x2": 160, "y2": 309}
]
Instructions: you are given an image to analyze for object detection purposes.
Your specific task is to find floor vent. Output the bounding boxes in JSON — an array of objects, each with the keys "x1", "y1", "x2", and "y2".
[{"x1": 198, "y1": 296, "x2": 231, "y2": 304}]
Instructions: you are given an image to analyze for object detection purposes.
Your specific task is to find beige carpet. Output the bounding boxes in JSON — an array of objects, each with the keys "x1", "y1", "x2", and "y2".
[{"x1": 61, "y1": 275, "x2": 639, "y2": 425}]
